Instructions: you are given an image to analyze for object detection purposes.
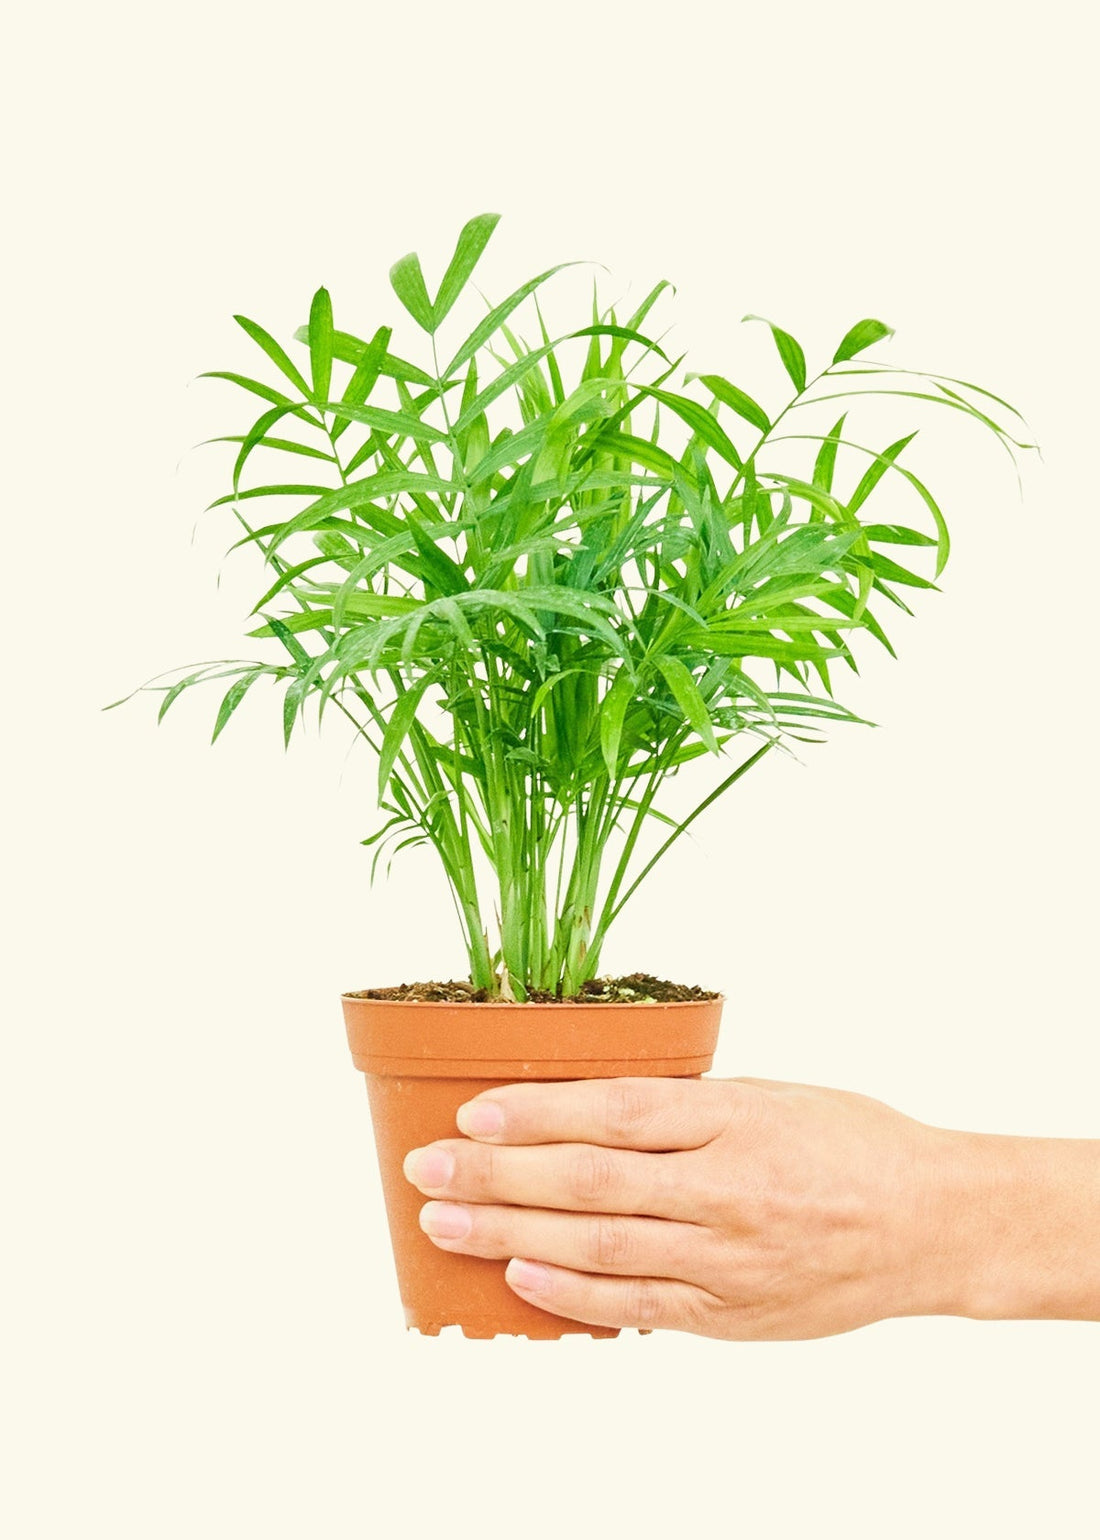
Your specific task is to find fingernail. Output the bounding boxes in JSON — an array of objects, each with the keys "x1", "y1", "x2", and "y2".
[
  {"x1": 403, "y1": 1147, "x2": 455, "y2": 1189},
  {"x1": 420, "y1": 1202, "x2": 472, "y2": 1240},
  {"x1": 506, "y1": 1258, "x2": 550, "y2": 1295},
  {"x1": 456, "y1": 1099, "x2": 504, "y2": 1138}
]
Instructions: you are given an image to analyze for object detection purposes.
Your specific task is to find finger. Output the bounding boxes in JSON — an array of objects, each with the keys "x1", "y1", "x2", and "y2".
[
  {"x1": 418, "y1": 1199, "x2": 721, "y2": 1283},
  {"x1": 455, "y1": 1076, "x2": 734, "y2": 1150},
  {"x1": 503, "y1": 1257, "x2": 720, "y2": 1335},
  {"x1": 403, "y1": 1137, "x2": 702, "y2": 1221}
]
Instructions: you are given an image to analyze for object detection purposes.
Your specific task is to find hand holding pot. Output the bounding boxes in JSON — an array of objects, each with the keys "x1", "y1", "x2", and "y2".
[{"x1": 404, "y1": 1077, "x2": 1100, "y2": 1339}]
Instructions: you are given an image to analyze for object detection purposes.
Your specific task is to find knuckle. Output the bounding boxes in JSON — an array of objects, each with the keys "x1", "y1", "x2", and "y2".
[
  {"x1": 464, "y1": 1140, "x2": 498, "y2": 1198},
  {"x1": 588, "y1": 1214, "x2": 633, "y2": 1271},
  {"x1": 569, "y1": 1146, "x2": 618, "y2": 1206},
  {"x1": 463, "y1": 1207, "x2": 507, "y2": 1258},
  {"x1": 683, "y1": 1286, "x2": 720, "y2": 1334},
  {"x1": 624, "y1": 1277, "x2": 663, "y2": 1329},
  {"x1": 604, "y1": 1080, "x2": 652, "y2": 1143}
]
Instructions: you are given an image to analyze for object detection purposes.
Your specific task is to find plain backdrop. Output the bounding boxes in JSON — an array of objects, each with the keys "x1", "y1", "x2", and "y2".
[{"x1": 3, "y1": 1, "x2": 1097, "y2": 1536}]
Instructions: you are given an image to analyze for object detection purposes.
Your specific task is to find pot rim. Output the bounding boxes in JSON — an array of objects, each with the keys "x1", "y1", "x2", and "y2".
[
  {"x1": 341, "y1": 991, "x2": 725, "y2": 1007},
  {"x1": 342, "y1": 990, "x2": 724, "y2": 1075}
]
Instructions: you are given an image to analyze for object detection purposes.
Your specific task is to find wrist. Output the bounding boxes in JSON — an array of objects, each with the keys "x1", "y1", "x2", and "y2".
[{"x1": 917, "y1": 1126, "x2": 1100, "y2": 1322}]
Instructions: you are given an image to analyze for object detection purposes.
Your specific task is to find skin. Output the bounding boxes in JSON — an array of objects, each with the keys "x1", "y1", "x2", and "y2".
[{"x1": 402, "y1": 1077, "x2": 1100, "y2": 1339}]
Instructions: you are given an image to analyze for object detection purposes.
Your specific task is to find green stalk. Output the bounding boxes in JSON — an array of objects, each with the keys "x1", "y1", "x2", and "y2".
[{"x1": 591, "y1": 740, "x2": 774, "y2": 955}]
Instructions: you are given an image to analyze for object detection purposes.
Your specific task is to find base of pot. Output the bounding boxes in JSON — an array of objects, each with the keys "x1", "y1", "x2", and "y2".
[{"x1": 407, "y1": 1308, "x2": 620, "y2": 1340}]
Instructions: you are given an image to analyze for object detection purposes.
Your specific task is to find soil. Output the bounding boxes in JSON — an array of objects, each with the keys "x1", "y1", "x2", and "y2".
[{"x1": 346, "y1": 973, "x2": 719, "y2": 1005}]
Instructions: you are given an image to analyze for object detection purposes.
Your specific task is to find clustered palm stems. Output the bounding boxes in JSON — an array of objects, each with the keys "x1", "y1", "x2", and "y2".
[{"x1": 119, "y1": 214, "x2": 1034, "y2": 999}]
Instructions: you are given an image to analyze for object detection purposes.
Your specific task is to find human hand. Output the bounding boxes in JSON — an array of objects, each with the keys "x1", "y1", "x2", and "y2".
[{"x1": 401, "y1": 1076, "x2": 972, "y2": 1339}]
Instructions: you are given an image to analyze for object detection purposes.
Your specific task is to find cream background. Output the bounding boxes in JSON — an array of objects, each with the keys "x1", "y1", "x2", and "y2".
[{"x1": 4, "y1": 1, "x2": 1097, "y2": 1535}]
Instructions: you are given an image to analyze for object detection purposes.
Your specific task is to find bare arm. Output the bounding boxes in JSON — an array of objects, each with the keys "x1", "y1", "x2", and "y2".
[{"x1": 931, "y1": 1127, "x2": 1100, "y2": 1323}]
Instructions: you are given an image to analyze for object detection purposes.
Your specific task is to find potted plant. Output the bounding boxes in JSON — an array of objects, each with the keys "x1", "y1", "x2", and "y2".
[{"x1": 112, "y1": 213, "x2": 1032, "y2": 1338}]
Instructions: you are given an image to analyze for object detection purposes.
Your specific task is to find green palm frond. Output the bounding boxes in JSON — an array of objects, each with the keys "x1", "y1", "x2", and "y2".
[{"x1": 113, "y1": 215, "x2": 1035, "y2": 998}]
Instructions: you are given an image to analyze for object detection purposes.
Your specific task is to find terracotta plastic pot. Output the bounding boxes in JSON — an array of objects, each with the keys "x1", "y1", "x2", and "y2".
[{"x1": 342, "y1": 991, "x2": 723, "y2": 1339}]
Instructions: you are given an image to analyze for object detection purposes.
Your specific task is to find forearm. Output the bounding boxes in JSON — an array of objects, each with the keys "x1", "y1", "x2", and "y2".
[{"x1": 927, "y1": 1129, "x2": 1100, "y2": 1322}]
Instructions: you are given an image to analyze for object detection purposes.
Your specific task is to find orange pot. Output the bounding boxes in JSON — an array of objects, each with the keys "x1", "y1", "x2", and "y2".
[{"x1": 342, "y1": 991, "x2": 723, "y2": 1339}]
